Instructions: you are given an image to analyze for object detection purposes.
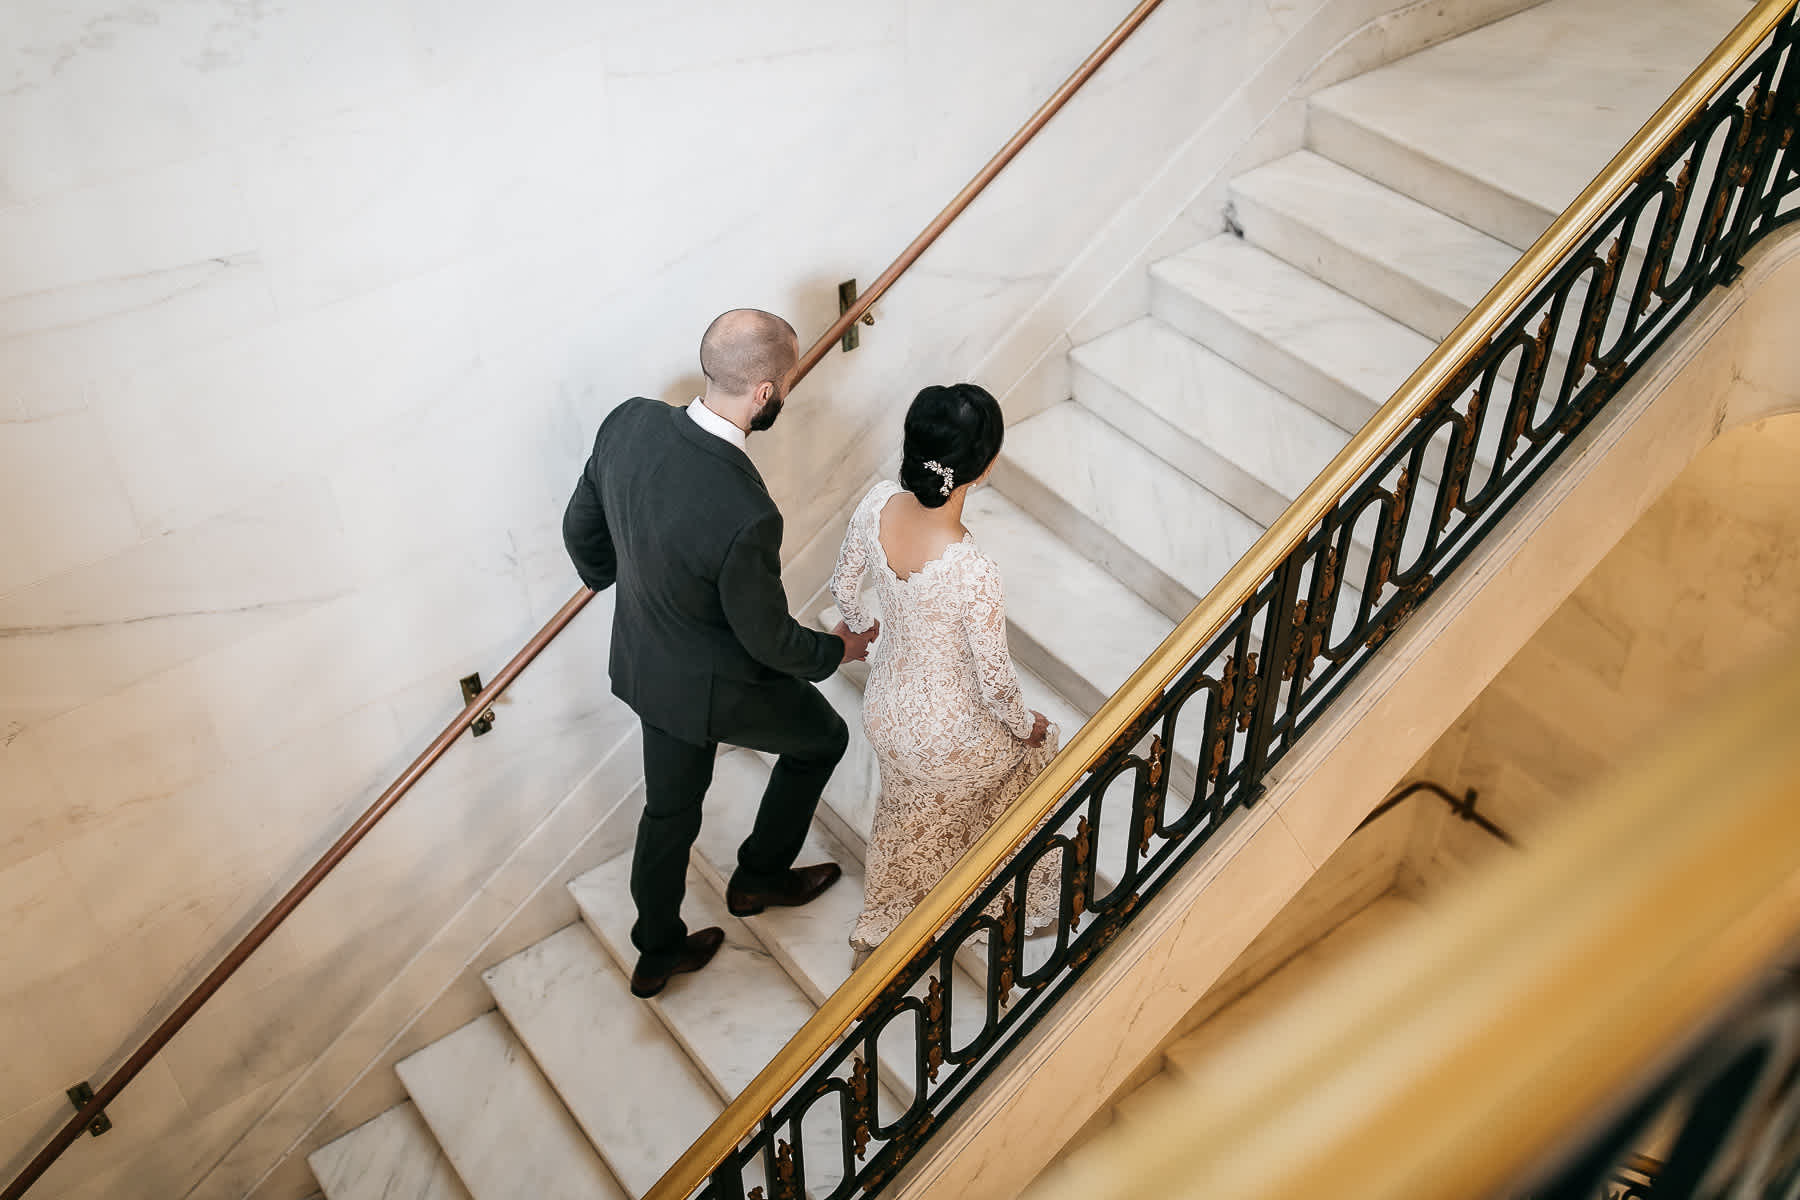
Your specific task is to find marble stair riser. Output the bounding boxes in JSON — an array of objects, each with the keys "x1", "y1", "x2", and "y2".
[
  {"x1": 990, "y1": 454, "x2": 1198, "y2": 623},
  {"x1": 1228, "y1": 151, "x2": 1524, "y2": 342},
  {"x1": 1232, "y1": 151, "x2": 1651, "y2": 370},
  {"x1": 1066, "y1": 334, "x2": 1378, "y2": 588},
  {"x1": 308, "y1": 1102, "x2": 471, "y2": 1200},
  {"x1": 686, "y1": 751, "x2": 881, "y2": 1008},
  {"x1": 1150, "y1": 239, "x2": 1499, "y2": 491},
  {"x1": 394, "y1": 1013, "x2": 625, "y2": 1200},
  {"x1": 482, "y1": 924, "x2": 722, "y2": 1199},
  {"x1": 1305, "y1": 92, "x2": 1731, "y2": 266},
  {"x1": 1148, "y1": 242, "x2": 1435, "y2": 467},
  {"x1": 963, "y1": 489, "x2": 1177, "y2": 723},
  {"x1": 999, "y1": 403, "x2": 1268, "y2": 620},
  {"x1": 1304, "y1": 101, "x2": 1556, "y2": 251},
  {"x1": 570, "y1": 855, "x2": 925, "y2": 1128},
  {"x1": 1232, "y1": 187, "x2": 1627, "y2": 446},
  {"x1": 1070, "y1": 350, "x2": 1297, "y2": 532}
]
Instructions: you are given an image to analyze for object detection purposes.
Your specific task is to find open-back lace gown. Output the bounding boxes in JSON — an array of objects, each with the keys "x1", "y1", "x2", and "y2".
[{"x1": 830, "y1": 481, "x2": 1061, "y2": 951}]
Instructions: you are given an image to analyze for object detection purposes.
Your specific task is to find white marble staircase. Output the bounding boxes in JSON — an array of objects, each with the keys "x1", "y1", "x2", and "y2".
[{"x1": 307, "y1": 1, "x2": 1749, "y2": 1195}]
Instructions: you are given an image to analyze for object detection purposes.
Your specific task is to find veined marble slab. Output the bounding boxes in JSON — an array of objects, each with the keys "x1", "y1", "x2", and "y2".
[
  {"x1": 571, "y1": 856, "x2": 820, "y2": 1102},
  {"x1": 1150, "y1": 235, "x2": 1436, "y2": 440},
  {"x1": 395, "y1": 1012, "x2": 625, "y2": 1200},
  {"x1": 1000, "y1": 401, "x2": 1265, "y2": 619},
  {"x1": 482, "y1": 923, "x2": 722, "y2": 1199},
  {"x1": 1230, "y1": 150, "x2": 1522, "y2": 341},
  {"x1": 1307, "y1": 0, "x2": 1750, "y2": 249},
  {"x1": 570, "y1": 858, "x2": 868, "y2": 1198},
  {"x1": 1071, "y1": 316, "x2": 1353, "y2": 525},
  {"x1": 964, "y1": 489, "x2": 1174, "y2": 716},
  {"x1": 308, "y1": 1102, "x2": 471, "y2": 1200},
  {"x1": 688, "y1": 750, "x2": 871, "y2": 1009},
  {"x1": 687, "y1": 749, "x2": 990, "y2": 1088}
]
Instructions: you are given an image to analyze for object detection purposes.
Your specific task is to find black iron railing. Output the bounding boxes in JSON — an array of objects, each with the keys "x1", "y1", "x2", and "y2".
[{"x1": 664, "y1": 7, "x2": 1800, "y2": 1198}]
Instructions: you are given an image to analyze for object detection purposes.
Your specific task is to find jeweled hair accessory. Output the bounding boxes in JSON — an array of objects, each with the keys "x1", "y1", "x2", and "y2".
[{"x1": 922, "y1": 459, "x2": 954, "y2": 496}]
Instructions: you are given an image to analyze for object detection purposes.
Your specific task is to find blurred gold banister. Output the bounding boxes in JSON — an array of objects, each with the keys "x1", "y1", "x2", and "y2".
[
  {"x1": 1030, "y1": 642, "x2": 1800, "y2": 1200},
  {"x1": 647, "y1": 1, "x2": 1800, "y2": 1195}
]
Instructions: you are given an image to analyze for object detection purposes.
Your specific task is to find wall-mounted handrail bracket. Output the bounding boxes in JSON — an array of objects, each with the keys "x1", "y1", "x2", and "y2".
[
  {"x1": 65, "y1": 1083, "x2": 110, "y2": 1139},
  {"x1": 460, "y1": 674, "x2": 496, "y2": 737},
  {"x1": 837, "y1": 280, "x2": 875, "y2": 353}
]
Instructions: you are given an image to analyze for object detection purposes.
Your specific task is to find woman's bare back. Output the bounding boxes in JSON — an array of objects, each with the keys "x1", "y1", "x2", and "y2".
[{"x1": 876, "y1": 491, "x2": 968, "y2": 581}]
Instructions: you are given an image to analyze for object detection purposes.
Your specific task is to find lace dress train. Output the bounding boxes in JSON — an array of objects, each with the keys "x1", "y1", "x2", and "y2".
[{"x1": 830, "y1": 482, "x2": 1062, "y2": 952}]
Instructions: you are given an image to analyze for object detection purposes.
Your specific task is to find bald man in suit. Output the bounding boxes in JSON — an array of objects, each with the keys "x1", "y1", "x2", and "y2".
[{"x1": 564, "y1": 309, "x2": 878, "y2": 997}]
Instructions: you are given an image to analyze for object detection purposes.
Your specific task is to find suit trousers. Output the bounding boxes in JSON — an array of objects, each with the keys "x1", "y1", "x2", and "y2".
[{"x1": 631, "y1": 675, "x2": 850, "y2": 972}]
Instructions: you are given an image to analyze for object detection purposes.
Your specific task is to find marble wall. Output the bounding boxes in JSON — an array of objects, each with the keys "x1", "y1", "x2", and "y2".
[
  {"x1": 1404, "y1": 412, "x2": 1800, "y2": 889},
  {"x1": 0, "y1": 1, "x2": 1542, "y2": 1197}
]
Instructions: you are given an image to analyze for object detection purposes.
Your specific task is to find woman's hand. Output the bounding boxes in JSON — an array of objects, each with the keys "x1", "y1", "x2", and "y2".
[{"x1": 1024, "y1": 710, "x2": 1050, "y2": 747}]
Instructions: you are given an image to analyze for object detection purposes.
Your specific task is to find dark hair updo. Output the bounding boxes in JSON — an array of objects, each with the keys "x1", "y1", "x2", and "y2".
[{"x1": 899, "y1": 383, "x2": 1004, "y2": 509}]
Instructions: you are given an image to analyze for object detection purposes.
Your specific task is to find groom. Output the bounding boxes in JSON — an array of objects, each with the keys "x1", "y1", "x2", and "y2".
[{"x1": 563, "y1": 308, "x2": 877, "y2": 998}]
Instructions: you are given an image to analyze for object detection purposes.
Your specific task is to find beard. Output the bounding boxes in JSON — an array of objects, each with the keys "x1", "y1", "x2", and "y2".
[{"x1": 748, "y1": 391, "x2": 784, "y2": 433}]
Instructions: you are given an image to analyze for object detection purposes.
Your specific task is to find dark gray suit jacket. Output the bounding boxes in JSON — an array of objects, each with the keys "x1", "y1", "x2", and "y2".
[{"x1": 562, "y1": 397, "x2": 844, "y2": 745}]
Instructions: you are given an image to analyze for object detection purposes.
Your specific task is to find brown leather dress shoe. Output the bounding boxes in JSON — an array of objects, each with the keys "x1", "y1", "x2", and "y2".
[
  {"x1": 726, "y1": 862, "x2": 843, "y2": 917},
  {"x1": 630, "y1": 926, "x2": 725, "y2": 998}
]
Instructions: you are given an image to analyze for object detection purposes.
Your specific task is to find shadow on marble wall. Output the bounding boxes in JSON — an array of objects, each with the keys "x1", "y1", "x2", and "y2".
[{"x1": 1406, "y1": 412, "x2": 1800, "y2": 888}]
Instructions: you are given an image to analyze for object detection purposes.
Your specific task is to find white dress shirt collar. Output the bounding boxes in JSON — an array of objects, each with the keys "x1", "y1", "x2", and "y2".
[{"x1": 687, "y1": 398, "x2": 747, "y2": 451}]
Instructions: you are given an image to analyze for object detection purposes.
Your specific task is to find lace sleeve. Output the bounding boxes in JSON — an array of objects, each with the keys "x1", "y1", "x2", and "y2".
[
  {"x1": 829, "y1": 489, "x2": 877, "y2": 634},
  {"x1": 961, "y1": 551, "x2": 1035, "y2": 740}
]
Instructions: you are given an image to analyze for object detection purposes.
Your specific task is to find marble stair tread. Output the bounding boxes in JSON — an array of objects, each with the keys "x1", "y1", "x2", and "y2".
[
  {"x1": 687, "y1": 749, "x2": 994, "y2": 1064},
  {"x1": 395, "y1": 1012, "x2": 626, "y2": 1200},
  {"x1": 571, "y1": 855, "x2": 908, "y2": 1174},
  {"x1": 571, "y1": 855, "x2": 820, "y2": 1101},
  {"x1": 308, "y1": 1102, "x2": 471, "y2": 1200},
  {"x1": 1070, "y1": 315, "x2": 1353, "y2": 527},
  {"x1": 687, "y1": 749, "x2": 873, "y2": 1008},
  {"x1": 482, "y1": 923, "x2": 721, "y2": 1199},
  {"x1": 1157, "y1": 894, "x2": 1427, "y2": 1091},
  {"x1": 965, "y1": 487, "x2": 1175, "y2": 716},
  {"x1": 1150, "y1": 235, "x2": 1436, "y2": 441},
  {"x1": 1000, "y1": 401, "x2": 1266, "y2": 618},
  {"x1": 1150, "y1": 237, "x2": 1524, "y2": 499},
  {"x1": 1305, "y1": 0, "x2": 1749, "y2": 250},
  {"x1": 1230, "y1": 150, "x2": 1522, "y2": 342}
]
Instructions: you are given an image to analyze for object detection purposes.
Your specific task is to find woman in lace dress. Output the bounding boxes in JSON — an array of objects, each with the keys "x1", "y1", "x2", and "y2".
[{"x1": 830, "y1": 383, "x2": 1061, "y2": 956}]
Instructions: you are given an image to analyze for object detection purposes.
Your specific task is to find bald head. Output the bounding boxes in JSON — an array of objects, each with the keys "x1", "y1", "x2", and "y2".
[{"x1": 699, "y1": 309, "x2": 799, "y2": 398}]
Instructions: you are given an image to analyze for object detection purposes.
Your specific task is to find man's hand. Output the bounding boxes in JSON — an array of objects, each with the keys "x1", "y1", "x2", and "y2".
[
  {"x1": 1024, "y1": 710, "x2": 1050, "y2": 747},
  {"x1": 832, "y1": 619, "x2": 880, "y2": 664}
]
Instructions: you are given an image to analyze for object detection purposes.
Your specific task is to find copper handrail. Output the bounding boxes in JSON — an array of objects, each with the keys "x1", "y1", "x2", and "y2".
[
  {"x1": 795, "y1": 0, "x2": 1172, "y2": 383},
  {"x1": 1, "y1": 3, "x2": 1169, "y2": 1196},
  {"x1": 0, "y1": 593, "x2": 595, "y2": 1200}
]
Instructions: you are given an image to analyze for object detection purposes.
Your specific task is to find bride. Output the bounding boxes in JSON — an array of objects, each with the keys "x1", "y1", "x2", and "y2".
[{"x1": 830, "y1": 382, "x2": 1062, "y2": 957}]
